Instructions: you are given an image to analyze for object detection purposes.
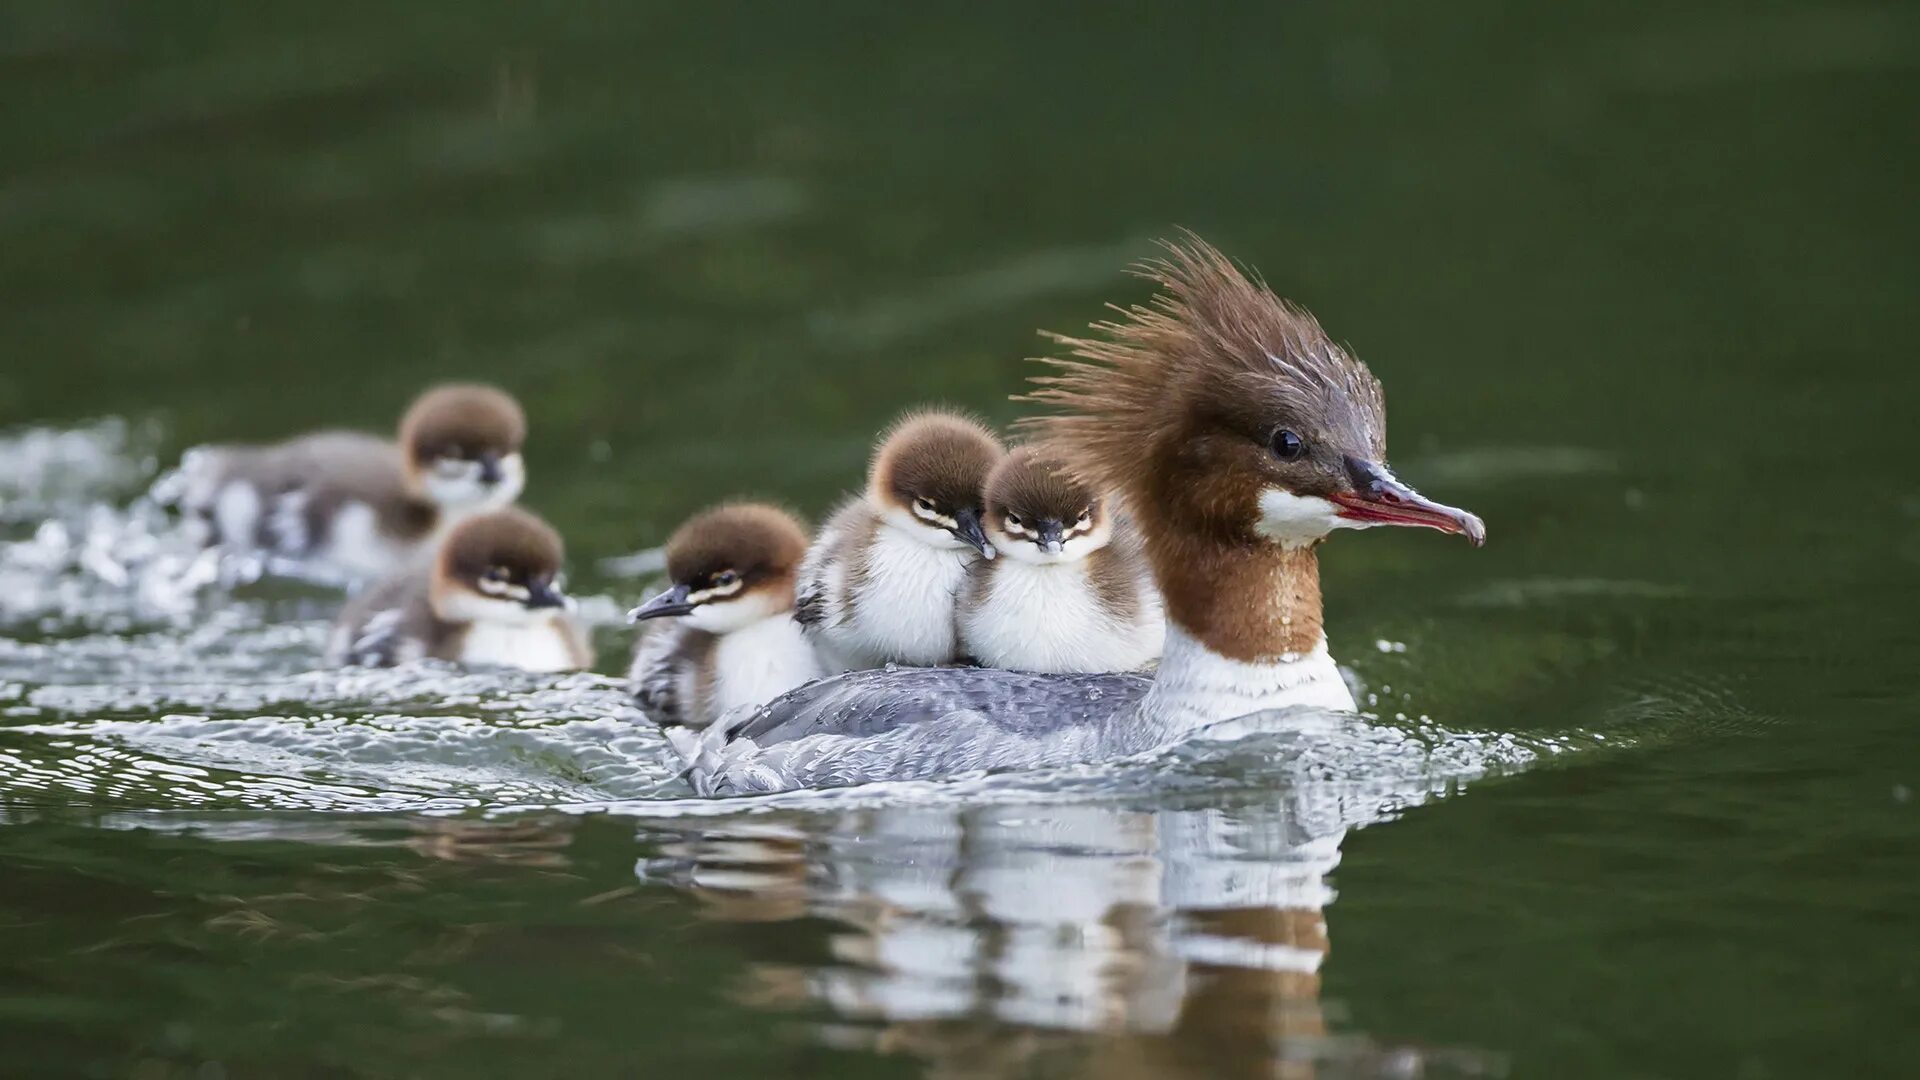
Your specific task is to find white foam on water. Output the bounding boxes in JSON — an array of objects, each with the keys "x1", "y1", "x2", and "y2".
[{"x1": 0, "y1": 417, "x2": 161, "y2": 523}]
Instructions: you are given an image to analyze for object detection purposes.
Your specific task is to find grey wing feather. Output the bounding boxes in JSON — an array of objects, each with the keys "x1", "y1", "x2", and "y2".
[
  {"x1": 628, "y1": 622, "x2": 692, "y2": 725},
  {"x1": 791, "y1": 497, "x2": 866, "y2": 631},
  {"x1": 346, "y1": 609, "x2": 407, "y2": 666},
  {"x1": 179, "y1": 432, "x2": 405, "y2": 555},
  {"x1": 687, "y1": 667, "x2": 1155, "y2": 796},
  {"x1": 328, "y1": 571, "x2": 432, "y2": 666},
  {"x1": 727, "y1": 666, "x2": 1152, "y2": 746},
  {"x1": 792, "y1": 581, "x2": 828, "y2": 630}
]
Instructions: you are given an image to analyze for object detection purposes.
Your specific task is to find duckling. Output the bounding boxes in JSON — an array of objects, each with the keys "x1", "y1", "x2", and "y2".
[
  {"x1": 794, "y1": 410, "x2": 1005, "y2": 670},
  {"x1": 176, "y1": 383, "x2": 527, "y2": 583},
  {"x1": 627, "y1": 503, "x2": 823, "y2": 729},
  {"x1": 327, "y1": 507, "x2": 589, "y2": 672},
  {"x1": 959, "y1": 447, "x2": 1164, "y2": 673}
]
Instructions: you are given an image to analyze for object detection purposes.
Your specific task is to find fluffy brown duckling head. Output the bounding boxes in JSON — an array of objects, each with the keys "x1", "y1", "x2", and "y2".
[
  {"x1": 628, "y1": 503, "x2": 810, "y2": 634},
  {"x1": 399, "y1": 384, "x2": 528, "y2": 510},
  {"x1": 431, "y1": 507, "x2": 570, "y2": 626},
  {"x1": 865, "y1": 409, "x2": 1005, "y2": 558},
  {"x1": 981, "y1": 447, "x2": 1112, "y2": 566}
]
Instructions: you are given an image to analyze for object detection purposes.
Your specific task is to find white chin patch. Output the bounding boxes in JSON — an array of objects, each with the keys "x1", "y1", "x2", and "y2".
[
  {"x1": 1254, "y1": 488, "x2": 1356, "y2": 547},
  {"x1": 422, "y1": 453, "x2": 525, "y2": 510},
  {"x1": 994, "y1": 539, "x2": 1068, "y2": 566}
]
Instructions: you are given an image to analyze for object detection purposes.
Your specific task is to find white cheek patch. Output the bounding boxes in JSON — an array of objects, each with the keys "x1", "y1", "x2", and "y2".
[
  {"x1": 999, "y1": 512, "x2": 1096, "y2": 548},
  {"x1": 992, "y1": 518, "x2": 1111, "y2": 566},
  {"x1": 685, "y1": 578, "x2": 745, "y2": 605},
  {"x1": 437, "y1": 587, "x2": 545, "y2": 627},
  {"x1": 421, "y1": 453, "x2": 525, "y2": 510},
  {"x1": 881, "y1": 505, "x2": 966, "y2": 549},
  {"x1": 476, "y1": 577, "x2": 531, "y2": 602},
  {"x1": 911, "y1": 503, "x2": 958, "y2": 531},
  {"x1": 1254, "y1": 488, "x2": 1354, "y2": 547},
  {"x1": 1059, "y1": 519, "x2": 1111, "y2": 560}
]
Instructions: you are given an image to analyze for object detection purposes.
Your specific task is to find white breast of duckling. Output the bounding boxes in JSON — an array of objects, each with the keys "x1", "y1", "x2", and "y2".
[
  {"x1": 710, "y1": 614, "x2": 823, "y2": 715},
  {"x1": 457, "y1": 617, "x2": 579, "y2": 672},
  {"x1": 839, "y1": 519, "x2": 976, "y2": 667},
  {"x1": 963, "y1": 554, "x2": 1164, "y2": 674},
  {"x1": 438, "y1": 589, "x2": 580, "y2": 673}
]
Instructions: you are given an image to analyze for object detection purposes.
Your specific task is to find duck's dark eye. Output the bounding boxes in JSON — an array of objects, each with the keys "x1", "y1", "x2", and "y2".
[
  {"x1": 1270, "y1": 429, "x2": 1306, "y2": 461},
  {"x1": 1007, "y1": 513, "x2": 1022, "y2": 527},
  {"x1": 914, "y1": 497, "x2": 935, "y2": 513},
  {"x1": 715, "y1": 570, "x2": 739, "y2": 587},
  {"x1": 485, "y1": 566, "x2": 509, "y2": 582}
]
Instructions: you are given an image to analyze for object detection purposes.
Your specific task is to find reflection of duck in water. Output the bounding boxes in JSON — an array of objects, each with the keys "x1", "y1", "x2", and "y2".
[
  {"x1": 674, "y1": 237, "x2": 1484, "y2": 795},
  {"x1": 404, "y1": 817, "x2": 575, "y2": 870},
  {"x1": 631, "y1": 766, "x2": 1491, "y2": 1079}
]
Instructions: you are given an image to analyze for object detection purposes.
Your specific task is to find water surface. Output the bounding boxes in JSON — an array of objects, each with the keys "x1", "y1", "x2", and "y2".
[{"x1": 4, "y1": 3, "x2": 1918, "y2": 1077}]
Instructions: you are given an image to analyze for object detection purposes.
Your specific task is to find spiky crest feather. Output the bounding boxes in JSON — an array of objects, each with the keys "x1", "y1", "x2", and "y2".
[{"x1": 1016, "y1": 234, "x2": 1384, "y2": 499}]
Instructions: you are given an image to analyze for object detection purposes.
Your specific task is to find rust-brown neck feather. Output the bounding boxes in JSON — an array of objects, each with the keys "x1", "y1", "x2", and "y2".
[{"x1": 1141, "y1": 513, "x2": 1323, "y2": 662}]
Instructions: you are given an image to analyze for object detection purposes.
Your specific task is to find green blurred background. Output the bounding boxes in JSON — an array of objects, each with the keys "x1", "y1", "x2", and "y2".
[{"x1": 3, "y1": 1, "x2": 1918, "y2": 1077}]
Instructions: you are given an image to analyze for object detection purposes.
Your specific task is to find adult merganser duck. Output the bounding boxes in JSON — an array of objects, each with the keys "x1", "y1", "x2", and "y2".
[
  {"x1": 175, "y1": 383, "x2": 527, "y2": 583},
  {"x1": 628, "y1": 503, "x2": 825, "y2": 729},
  {"x1": 958, "y1": 446, "x2": 1164, "y2": 673},
  {"x1": 669, "y1": 236, "x2": 1484, "y2": 796},
  {"x1": 327, "y1": 506, "x2": 590, "y2": 672},
  {"x1": 793, "y1": 410, "x2": 1005, "y2": 670}
]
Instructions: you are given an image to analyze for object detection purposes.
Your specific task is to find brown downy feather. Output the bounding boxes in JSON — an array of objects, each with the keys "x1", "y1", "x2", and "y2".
[
  {"x1": 1086, "y1": 511, "x2": 1149, "y2": 626},
  {"x1": 399, "y1": 384, "x2": 527, "y2": 467},
  {"x1": 982, "y1": 446, "x2": 1098, "y2": 526},
  {"x1": 868, "y1": 409, "x2": 1005, "y2": 512},
  {"x1": 1017, "y1": 234, "x2": 1381, "y2": 661},
  {"x1": 665, "y1": 502, "x2": 809, "y2": 603},
  {"x1": 437, "y1": 507, "x2": 563, "y2": 586}
]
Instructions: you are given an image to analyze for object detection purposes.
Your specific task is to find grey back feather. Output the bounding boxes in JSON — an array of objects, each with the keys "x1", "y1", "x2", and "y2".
[{"x1": 688, "y1": 666, "x2": 1157, "y2": 796}]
